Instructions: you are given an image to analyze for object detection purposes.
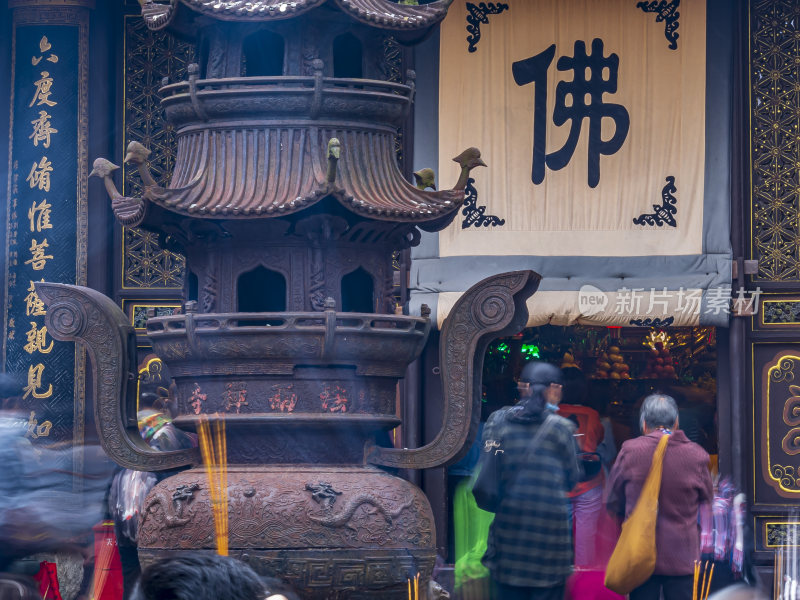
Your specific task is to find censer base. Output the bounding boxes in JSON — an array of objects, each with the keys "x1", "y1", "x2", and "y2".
[
  {"x1": 139, "y1": 548, "x2": 436, "y2": 600},
  {"x1": 138, "y1": 466, "x2": 436, "y2": 600}
]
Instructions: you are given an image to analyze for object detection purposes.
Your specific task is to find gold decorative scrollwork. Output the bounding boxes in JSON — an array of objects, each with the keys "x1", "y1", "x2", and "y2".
[
  {"x1": 771, "y1": 357, "x2": 795, "y2": 383},
  {"x1": 750, "y1": 1, "x2": 800, "y2": 281},
  {"x1": 782, "y1": 429, "x2": 800, "y2": 455},
  {"x1": 764, "y1": 352, "x2": 800, "y2": 496},
  {"x1": 772, "y1": 464, "x2": 798, "y2": 490},
  {"x1": 784, "y1": 385, "x2": 800, "y2": 426},
  {"x1": 766, "y1": 522, "x2": 800, "y2": 547}
]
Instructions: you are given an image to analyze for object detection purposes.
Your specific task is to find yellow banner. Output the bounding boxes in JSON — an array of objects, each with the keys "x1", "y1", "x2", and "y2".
[{"x1": 438, "y1": 0, "x2": 706, "y2": 257}]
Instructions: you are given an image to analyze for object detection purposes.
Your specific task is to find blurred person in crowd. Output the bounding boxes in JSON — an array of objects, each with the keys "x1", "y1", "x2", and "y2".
[
  {"x1": 606, "y1": 394, "x2": 713, "y2": 600},
  {"x1": 108, "y1": 409, "x2": 195, "y2": 599},
  {"x1": 0, "y1": 374, "x2": 113, "y2": 596},
  {"x1": 480, "y1": 361, "x2": 581, "y2": 600},
  {"x1": 130, "y1": 554, "x2": 265, "y2": 600},
  {"x1": 558, "y1": 367, "x2": 607, "y2": 568}
]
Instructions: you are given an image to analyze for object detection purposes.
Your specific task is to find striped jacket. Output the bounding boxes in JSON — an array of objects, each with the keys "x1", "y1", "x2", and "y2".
[{"x1": 480, "y1": 405, "x2": 581, "y2": 588}]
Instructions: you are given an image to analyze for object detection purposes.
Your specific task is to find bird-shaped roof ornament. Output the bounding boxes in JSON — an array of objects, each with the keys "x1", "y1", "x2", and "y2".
[{"x1": 89, "y1": 158, "x2": 147, "y2": 227}]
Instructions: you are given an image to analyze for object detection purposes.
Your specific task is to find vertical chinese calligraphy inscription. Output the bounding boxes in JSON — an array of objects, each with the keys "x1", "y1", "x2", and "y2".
[{"x1": 4, "y1": 0, "x2": 91, "y2": 481}]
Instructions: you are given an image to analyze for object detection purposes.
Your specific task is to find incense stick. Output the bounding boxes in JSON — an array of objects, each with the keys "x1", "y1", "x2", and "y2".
[
  {"x1": 699, "y1": 561, "x2": 708, "y2": 600},
  {"x1": 702, "y1": 563, "x2": 715, "y2": 600},
  {"x1": 214, "y1": 418, "x2": 228, "y2": 556},
  {"x1": 198, "y1": 415, "x2": 228, "y2": 556}
]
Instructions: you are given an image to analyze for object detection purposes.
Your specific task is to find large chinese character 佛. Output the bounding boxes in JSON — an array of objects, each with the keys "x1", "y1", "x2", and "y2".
[
  {"x1": 29, "y1": 71, "x2": 57, "y2": 108},
  {"x1": 29, "y1": 110, "x2": 58, "y2": 148},
  {"x1": 25, "y1": 238, "x2": 53, "y2": 271},
  {"x1": 23, "y1": 363, "x2": 52, "y2": 400},
  {"x1": 25, "y1": 280, "x2": 46, "y2": 317},
  {"x1": 24, "y1": 322, "x2": 53, "y2": 355},
  {"x1": 28, "y1": 199, "x2": 52, "y2": 233},
  {"x1": 513, "y1": 38, "x2": 630, "y2": 188},
  {"x1": 26, "y1": 157, "x2": 52, "y2": 191}
]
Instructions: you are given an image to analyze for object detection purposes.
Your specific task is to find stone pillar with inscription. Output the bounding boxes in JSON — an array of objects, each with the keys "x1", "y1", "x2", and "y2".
[{"x1": 4, "y1": 0, "x2": 91, "y2": 476}]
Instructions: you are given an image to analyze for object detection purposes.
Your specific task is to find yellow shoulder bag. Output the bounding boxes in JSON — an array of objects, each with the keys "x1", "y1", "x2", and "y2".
[{"x1": 604, "y1": 432, "x2": 670, "y2": 595}]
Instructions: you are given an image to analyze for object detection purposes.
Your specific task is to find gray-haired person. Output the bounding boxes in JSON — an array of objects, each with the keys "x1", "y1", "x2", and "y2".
[{"x1": 606, "y1": 393, "x2": 713, "y2": 600}]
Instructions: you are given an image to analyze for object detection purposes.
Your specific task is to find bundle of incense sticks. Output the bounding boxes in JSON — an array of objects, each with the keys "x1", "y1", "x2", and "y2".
[
  {"x1": 91, "y1": 530, "x2": 116, "y2": 600},
  {"x1": 406, "y1": 572, "x2": 420, "y2": 600},
  {"x1": 197, "y1": 415, "x2": 228, "y2": 556},
  {"x1": 693, "y1": 559, "x2": 714, "y2": 600}
]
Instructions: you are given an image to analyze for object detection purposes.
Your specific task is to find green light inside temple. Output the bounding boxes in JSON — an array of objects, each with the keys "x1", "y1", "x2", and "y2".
[{"x1": 521, "y1": 343, "x2": 540, "y2": 360}]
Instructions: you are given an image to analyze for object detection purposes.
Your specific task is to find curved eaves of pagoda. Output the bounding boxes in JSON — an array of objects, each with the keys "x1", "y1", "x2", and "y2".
[
  {"x1": 153, "y1": 122, "x2": 463, "y2": 222},
  {"x1": 141, "y1": 0, "x2": 451, "y2": 31},
  {"x1": 122, "y1": 74, "x2": 464, "y2": 229},
  {"x1": 161, "y1": 126, "x2": 464, "y2": 222}
]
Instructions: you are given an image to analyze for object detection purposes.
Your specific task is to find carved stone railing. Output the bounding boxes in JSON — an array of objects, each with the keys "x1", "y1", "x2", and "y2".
[{"x1": 160, "y1": 72, "x2": 414, "y2": 130}]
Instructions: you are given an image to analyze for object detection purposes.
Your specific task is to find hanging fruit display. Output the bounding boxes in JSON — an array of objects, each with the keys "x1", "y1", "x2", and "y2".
[
  {"x1": 607, "y1": 345, "x2": 631, "y2": 379},
  {"x1": 593, "y1": 351, "x2": 611, "y2": 379},
  {"x1": 592, "y1": 346, "x2": 630, "y2": 379}
]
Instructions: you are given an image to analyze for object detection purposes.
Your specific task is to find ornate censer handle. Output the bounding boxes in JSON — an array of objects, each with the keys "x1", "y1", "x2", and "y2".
[
  {"x1": 367, "y1": 270, "x2": 540, "y2": 470},
  {"x1": 36, "y1": 283, "x2": 199, "y2": 471}
]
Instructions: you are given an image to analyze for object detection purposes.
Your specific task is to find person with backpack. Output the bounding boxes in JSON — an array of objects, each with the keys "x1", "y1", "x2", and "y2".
[{"x1": 477, "y1": 362, "x2": 582, "y2": 600}]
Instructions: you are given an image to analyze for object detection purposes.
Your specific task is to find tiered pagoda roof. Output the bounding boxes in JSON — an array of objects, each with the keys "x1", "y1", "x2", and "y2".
[{"x1": 142, "y1": 0, "x2": 451, "y2": 31}]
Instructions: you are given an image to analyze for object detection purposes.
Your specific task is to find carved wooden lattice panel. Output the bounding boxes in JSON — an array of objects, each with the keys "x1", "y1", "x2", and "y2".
[
  {"x1": 122, "y1": 15, "x2": 194, "y2": 288},
  {"x1": 381, "y1": 35, "x2": 406, "y2": 309},
  {"x1": 750, "y1": 0, "x2": 800, "y2": 281}
]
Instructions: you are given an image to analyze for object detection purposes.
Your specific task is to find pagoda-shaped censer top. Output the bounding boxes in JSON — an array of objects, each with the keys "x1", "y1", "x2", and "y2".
[
  {"x1": 90, "y1": 0, "x2": 485, "y2": 317},
  {"x1": 93, "y1": 0, "x2": 481, "y2": 241}
]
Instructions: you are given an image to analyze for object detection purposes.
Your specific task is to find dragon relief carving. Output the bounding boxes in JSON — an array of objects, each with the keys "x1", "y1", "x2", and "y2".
[
  {"x1": 305, "y1": 482, "x2": 342, "y2": 508},
  {"x1": 305, "y1": 485, "x2": 415, "y2": 531},
  {"x1": 145, "y1": 482, "x2": 200, "y2": 528},
  {"x1": 201, "y1": 272, "x2": 217, "y2": 312}
]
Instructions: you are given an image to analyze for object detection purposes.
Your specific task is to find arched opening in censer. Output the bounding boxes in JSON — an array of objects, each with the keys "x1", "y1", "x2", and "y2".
[
  {"x1": 340, "y1": 267, "x2": 374, "y2": 313},
  {"x1": 333, "y1": 33, "x2": 363, "y2": 78},
  {"x1": 242, "y1": 30, "x2": 285, "y2": 77},
  {"x1": 187, "y1": 271, "x2": 199, "y2": 304},
  {"x1": 237, "y1": 265, "x2": 287, "y2": 313}
]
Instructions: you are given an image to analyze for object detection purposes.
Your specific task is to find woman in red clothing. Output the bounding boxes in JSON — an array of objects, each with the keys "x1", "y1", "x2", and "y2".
[
  {"x1": 557, "y1": 368, "x2": 608, "y2": 568},
  {"x1": 606, "y1": 394, "x2": 714, "y2": 600}
]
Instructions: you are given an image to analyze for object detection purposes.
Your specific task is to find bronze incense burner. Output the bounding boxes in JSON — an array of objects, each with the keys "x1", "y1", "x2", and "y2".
[{"x1": 37, "y1": 1, "x2": 539, "y2": 597}]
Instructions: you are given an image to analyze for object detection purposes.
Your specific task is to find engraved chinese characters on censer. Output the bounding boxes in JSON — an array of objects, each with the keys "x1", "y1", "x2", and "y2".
[{"x1": 37, "y1": 1, "x2": 541, "y2": 597}]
